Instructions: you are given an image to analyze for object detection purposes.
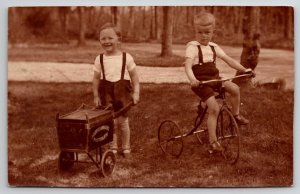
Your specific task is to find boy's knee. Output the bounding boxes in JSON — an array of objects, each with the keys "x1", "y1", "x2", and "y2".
[
  {"x1": 228, "y1": 83, "x2": 240, "y2": 96},
  {"x1": 208, "y1": 104, "x2": 219, "y2": 116},
  {"x1": 118, "y1": 116, "x2": 129, "y2": 124}
]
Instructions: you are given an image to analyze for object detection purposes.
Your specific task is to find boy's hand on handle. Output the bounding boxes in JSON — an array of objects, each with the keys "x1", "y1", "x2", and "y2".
[
  {"x1": 93, "y1": 96, "x2": 101, "y2": 107},
  {"x1": 243, "y1": 68, "x2": 256, "y2": 78},
  {"x1": 191, "y1": 79, "x2": 201, "y2": 88},
  {"x1": 132, "y1": 92, "x2": 140, "y2": 105}
]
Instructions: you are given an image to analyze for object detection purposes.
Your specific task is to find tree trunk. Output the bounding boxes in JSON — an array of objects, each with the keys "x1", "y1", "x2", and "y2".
[
  {"x1": 154, "y1": 6, "x2": 159, "y2": 40},
  {"x1": 58, "y1": 7, "x2": 69, "y2": 41},
  {"x1": 161, "y1": 6, "x2": 173, "y2": 57},
  {"x1": 8, "y1": 7, "x2": 17, "y2": 43},
  {"x1": 235, "y1": 7, "x2": 260, "y2": 86},
  {"x1": 188, "y1": 6, "x2": 195, "y2": 25},
  {"x1": 77, "y1": 7, "x2": 86, "y2": 46},
  {"x1": 284, "y1": 7, "x2": 293, "y2": 40},
  {"x1": 126, "y1": 7, "x2": 135, "y2": 40},
  {"x1": 149, "y1": 6, "x2": 155, "y2": 40},
  {"x1": 142, "y1": 6, "x2": 146, "y2": 29},
  {"x1": 111, "y1": 6, "x2": 121, "y2": 30}
]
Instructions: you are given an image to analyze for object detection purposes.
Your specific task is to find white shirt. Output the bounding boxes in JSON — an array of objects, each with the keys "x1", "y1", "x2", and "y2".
[
  {"x1": 185, "y1": 41, "x2": 226, "y2": 65},
  {"x1": 94, "y1": 53, "x2": 136, "y2": 82}
]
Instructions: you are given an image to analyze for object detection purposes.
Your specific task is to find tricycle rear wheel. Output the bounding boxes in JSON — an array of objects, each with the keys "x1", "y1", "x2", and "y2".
[{"x1": 158, "y1": 120, "x2": 183, "y2": 158}]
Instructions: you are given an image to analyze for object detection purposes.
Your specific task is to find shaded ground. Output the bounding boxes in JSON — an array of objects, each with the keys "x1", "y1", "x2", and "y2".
[{"x1": 8, "y1": 82, "x2": 293, "y2": 187}]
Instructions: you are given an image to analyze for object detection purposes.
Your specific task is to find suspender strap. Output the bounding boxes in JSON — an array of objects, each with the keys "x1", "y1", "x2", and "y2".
[
  {"x1": 210, "y1": 45, "x2": 216, "y2": 63},
  {"x1": 100, "y1": 53, "x2": 106, "y2": 80},
  {"x1": 100, "y1": 52, "x2": 126, "y2": 80},
  {"x1": 197, "y1": 45, "x2": 216, "y2": 64},
  {"x1": 197, "y1": 45, "x2": 203, "y2": 64},
  {"x1": 121, "y1": 52, "x2": 126, "y2": 80}
]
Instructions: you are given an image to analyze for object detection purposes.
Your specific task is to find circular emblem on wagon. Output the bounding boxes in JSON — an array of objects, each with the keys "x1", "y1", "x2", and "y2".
[{"x1": 92, "y1": 125, "x2": 110, "y2": 143}]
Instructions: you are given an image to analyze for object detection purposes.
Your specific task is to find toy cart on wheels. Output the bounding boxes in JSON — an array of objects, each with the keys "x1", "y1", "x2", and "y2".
[{"x1": 56, "y1": 103, "x2": 131, "y2": 177}]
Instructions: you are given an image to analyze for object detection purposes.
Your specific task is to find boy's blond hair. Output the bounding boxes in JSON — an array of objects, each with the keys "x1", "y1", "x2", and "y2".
[
  {"x1": 194, "y1": 12, "x2": 216, "y2": 28},
  {"x1": 99, "y1": 23, "x2": 122, "y2": 39}
]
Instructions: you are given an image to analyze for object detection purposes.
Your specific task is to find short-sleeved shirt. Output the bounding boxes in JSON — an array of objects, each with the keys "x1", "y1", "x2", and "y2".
[
  {"x1": 185, "y1": 41, "x2": 226, "y2": 65},
  {"x1": 94, "y1": 53, "x2": 136, "y2": 82}
]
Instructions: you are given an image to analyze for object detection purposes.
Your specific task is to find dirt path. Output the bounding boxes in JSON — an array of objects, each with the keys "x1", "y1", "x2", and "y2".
[{"x1": 8, "y1": 46, "x2": 294, "y2": 89}]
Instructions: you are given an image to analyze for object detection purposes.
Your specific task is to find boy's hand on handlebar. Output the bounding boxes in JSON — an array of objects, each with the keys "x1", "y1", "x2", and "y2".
[
  {"x1": 93, "y1": 96, "x2": 101, "y2": 107},
  {"x1": 191, "y1": 80, "x2": 201, "y2": 88},
  {"x1": 243, "y1": 68, "x2": 256, "y2": 78}
]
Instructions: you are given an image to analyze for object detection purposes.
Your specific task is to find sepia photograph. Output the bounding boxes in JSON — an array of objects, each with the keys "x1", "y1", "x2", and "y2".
[{"x1": 7, "y1": 5, "x2": 294, "y2": 187}]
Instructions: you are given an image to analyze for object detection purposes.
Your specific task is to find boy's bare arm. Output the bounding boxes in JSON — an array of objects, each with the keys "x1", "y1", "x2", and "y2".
[
  {"x1": 129, "y1": 68, "x2": 140, "y2": 104},
  {"x1": 185, "y1": 58, "x2": 200, "y2": 87},
  {"x1": 92, "y1": 71, "x2": 101, "y2": 106},
  {"x1": 220, "y1": 54, "x2": 247, "y2": 72}
]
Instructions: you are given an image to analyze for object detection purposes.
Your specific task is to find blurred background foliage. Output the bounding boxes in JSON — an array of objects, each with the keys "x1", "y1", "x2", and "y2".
[{"x1": 8, "y1": 6, "x2": 294, "y2": 49}]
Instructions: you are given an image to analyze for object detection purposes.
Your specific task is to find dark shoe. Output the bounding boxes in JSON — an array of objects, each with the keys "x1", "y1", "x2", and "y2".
[
  {"x1": 234, "y1": 115, "x2": 249, "y2": 125},
  {"x1": 209, "y1": 141, "x2": 224, "y2": 154}
]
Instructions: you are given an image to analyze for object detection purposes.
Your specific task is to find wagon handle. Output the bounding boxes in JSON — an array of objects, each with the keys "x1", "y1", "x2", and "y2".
[{"x1": 113, "y1": 101, "x2": 134, "y2": 118}]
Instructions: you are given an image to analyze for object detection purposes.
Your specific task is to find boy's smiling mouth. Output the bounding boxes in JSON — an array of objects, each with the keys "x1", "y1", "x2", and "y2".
[{"x1": 103, "y1": 44, "x2": 113, "y2": 47}]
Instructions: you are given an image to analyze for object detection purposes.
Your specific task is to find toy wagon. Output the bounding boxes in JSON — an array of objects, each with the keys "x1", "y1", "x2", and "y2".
[{"x1": 56, "y1": 104, "x2": 127, "y2": 177}]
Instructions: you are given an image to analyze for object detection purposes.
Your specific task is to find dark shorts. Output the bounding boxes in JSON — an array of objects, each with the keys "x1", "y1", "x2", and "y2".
[{"x1": 192, "y1": 83, "x2": 222, "y2": 102}]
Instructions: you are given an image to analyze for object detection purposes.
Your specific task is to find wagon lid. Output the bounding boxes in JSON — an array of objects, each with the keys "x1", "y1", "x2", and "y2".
[{"x1": 58, "y1": 106, "x2": 113, "y2": 123}]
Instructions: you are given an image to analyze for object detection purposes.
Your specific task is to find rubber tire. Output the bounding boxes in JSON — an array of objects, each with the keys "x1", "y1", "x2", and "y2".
[{"x1": 101, "y1": 150, "x2": 116, "y2": 177}]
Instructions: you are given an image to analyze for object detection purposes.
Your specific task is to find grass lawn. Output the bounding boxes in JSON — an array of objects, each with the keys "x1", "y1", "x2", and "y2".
[{"x1": 8, "y1": 81, "x2": 293, "y2": 187}]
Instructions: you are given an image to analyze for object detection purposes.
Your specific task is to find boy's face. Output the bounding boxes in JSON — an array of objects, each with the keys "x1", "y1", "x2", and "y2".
[
  {"x1": 195, "y1": 25, "x2": 214, "y2": 46},
  {"x1": 99, "y1": 28, "x2": 120, "y2": 53}
]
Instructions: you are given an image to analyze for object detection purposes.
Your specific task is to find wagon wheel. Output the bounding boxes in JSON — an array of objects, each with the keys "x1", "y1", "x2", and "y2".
[
  {"x1": 58, "y1": 151, "x2": 75, "y2": 171},
  {"x1": 101, "y1": 150, "x2": 116, "y2": 177},
  {"x1": 158, "y1": 120, "x2": 183, "y2": 158}
]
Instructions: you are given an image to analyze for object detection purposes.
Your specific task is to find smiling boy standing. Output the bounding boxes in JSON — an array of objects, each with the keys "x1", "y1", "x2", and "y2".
[{"x1": 92, "y1": 23, "x2": 140, "y2": 158}]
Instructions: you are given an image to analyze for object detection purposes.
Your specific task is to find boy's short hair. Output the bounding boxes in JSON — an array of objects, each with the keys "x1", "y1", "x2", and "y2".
[
  {"x1": 194, "y1": 12, "x2": 216, "y2": 28},
  {"x1": 99, "y1": 23, "x2": 122, "y2": 39}
]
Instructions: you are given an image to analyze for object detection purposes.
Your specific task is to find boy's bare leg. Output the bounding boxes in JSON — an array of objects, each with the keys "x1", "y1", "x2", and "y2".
[
  {"x1": 205, "y1": 96, "x2": 220, "y2": 144},
  {"x1": 223, "y1": 81, "x2": 249, "y2": 125},
  {"x1": 223, "y1": 81, "x2": 240, "y2": 115},
  {"x1": 118, "y1": 116, "x2": 131, "y2": 154},
  {"x1": 110, "y1": 118, "x2": 119, "y2": 153}
]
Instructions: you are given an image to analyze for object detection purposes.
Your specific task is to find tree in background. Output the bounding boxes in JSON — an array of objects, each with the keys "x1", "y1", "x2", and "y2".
[
  {"x1": 234, "y1": 7, "x2": 260, "y2": 86},
  {"x1": 8, "y1": 6, "x2": 294, "y2": 51},
  {"x1": 161, "y1": 6, "x2": 173, "y2": 57},
  {"x1": 111, "y1": 6, "x2": 121, "y2": 30},
  {"x1": 77, "y1": 7, "x2": 86, "y2": 46},
  {"x1": 240, "y1": 7, "x2": 260, "y2": 71},
  {"x1": 126, "y1": 7, "x2": 135, "y2": 40},
  {"x1": 58, "y1": 7, "x2": 70, "y2": 41}
]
